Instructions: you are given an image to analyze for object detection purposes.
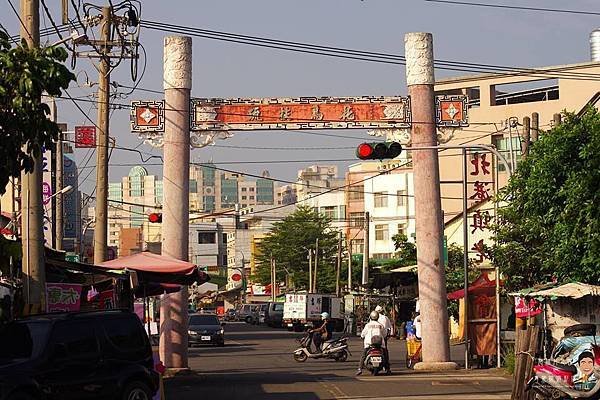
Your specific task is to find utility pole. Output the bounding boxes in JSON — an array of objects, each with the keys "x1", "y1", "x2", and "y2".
[
  {"x1": 336, "y1": 231, "x2": 342, "y2": 297},
  {"x1": 347, "y1": 239, "x2": 352, "y2": 291},
  {"x1": 271, "y1": 257, "x2": 276, "y2": 302},
  {"x1": 20, "y1": 0, "x2": 45, "y2": 314},
  {"x1": 531, "y1": 112, "x2": 540, "y2": 142},
  {"x1": 313, "y1": 238, "x2": 319, "y2": 293},
  {"x1": 522, "y1": 116, "x2": 531, "y2": 158},
  {"x1": 160, "y1": 36, "x2": 192, "y2": 370},
  {"x1": 55, "y1": 106, "x2": 63, "y2": 250},
  {"x1": 405, "y1": 32, "x2": 454, "y2": 369},
  {"x1": 93, "y1": 6, "x2": 112, "y2": 264},
  {"x1": 308, "y1": 248, "x2": 313, "y2": 293},
  {"x1": 362, "y1": 211, "x2": 369, "y2": 287}
]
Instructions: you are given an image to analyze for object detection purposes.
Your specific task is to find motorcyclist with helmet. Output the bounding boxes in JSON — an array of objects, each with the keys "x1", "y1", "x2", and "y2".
[
  {"x1": 356, "y1": 310, "x2": 388, "y2": 376},
  {"x1": 310, "y1": 312, "x2": 335, "y2": 352}
]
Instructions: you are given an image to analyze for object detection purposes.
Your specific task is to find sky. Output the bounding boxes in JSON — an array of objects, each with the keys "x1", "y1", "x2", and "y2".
[{"x1": 2, "y1": 0, "x2": 600, "y2": 195}]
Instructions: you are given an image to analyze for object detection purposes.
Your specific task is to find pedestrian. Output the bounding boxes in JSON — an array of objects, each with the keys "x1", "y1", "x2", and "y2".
[
  {"x1": 414, "y1": 312, "x2": 422, "y2": 340},
  {"x1": 356, "y1": 311, "x2": 387, "y2": 376},
  {"x1": 375, "y1": 305, "x2": 393, "y2": 373}
]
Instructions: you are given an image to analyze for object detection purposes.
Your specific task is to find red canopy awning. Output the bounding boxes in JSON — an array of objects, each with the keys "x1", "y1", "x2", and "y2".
[
  {"x1": 99, "y1": 251, "x2": 195, "y2": 274},
  {"x1": 448, "y1": 272, "x2": 501, "y2": 300}
]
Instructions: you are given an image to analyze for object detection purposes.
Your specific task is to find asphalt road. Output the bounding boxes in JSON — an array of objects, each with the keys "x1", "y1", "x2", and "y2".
[{"x1": 164, "y1": 322, "x2": 513, "y2": 400}]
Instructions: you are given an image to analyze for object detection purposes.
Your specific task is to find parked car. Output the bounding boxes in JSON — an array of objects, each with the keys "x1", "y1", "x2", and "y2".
[
  {"x1": 188, "y1": 314, "x2": 225, "y2": 347},
  {"x1": 265, "y1": 302, "x2": 285, "y2": 328},
  {"x1": 238, "y1": 304, "x2": 255, "y2": 323},
  {"x1": 0, "y1": 310, "x2": 159, "y2": 400},
  {"x1": 223, "y1": 308, "x2": 237, "y2": 321},
  {"x1": 249, "y1": 304, "x2": 269, "y2": 325}
]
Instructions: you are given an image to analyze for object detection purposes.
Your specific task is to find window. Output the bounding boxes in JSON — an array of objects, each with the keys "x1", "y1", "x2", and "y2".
[
  {"x1": 351, "y1": 239, "x2": 364, "y2": 255},
  {"x1": 189, "y1": 315, "x2": 220, "y2": 326},
  {"x1": 374, "y1": 192, "x2": 388, "y2": 208},
  {"x1": 250, "y1": 187, "x2": 255, "y2": 191},
  {"x1": 102, "y1": 317, "x2": 144, "y2": 352},
  {"x1": 250, "y1": 196, "x2": 255, "y2": 200},
  {"x1": 242, "y1": 187, "x2": 247, "y2": 192},
  {"x1": 242, "y1": 196, "x2": 247, "y2": 200},
  {"x1": 50, "y1": 321, "x2": 98, "y2": 358},
  {"x1": 397, "y1": 224, "x2": 407, "y2": 236},
  {"x1": 492, "y1": 136, "x2": 521, "y2": 172},
  {"x1": 373, "y1": 253, "x2": 392, "y2": 260},
  {"x1": 321, "y1": 206, "x2": 336, "y2": 219},
  {"x1": 348, "y1": 184, "x2": 364, "y2": 201},
  {"x1": 397, "y1": 190, "x2": 406, "y2": 207},
  {"x1": 375, "y1": 224, "x2": 389, "y2": 241},
  {"x1": 222, "y1": 233, "x2": 228, "y2": 244},
  {"x1": 198, "y1": 231, "x2": 216, "y2": 244},
  {"x1": 222, "y1": 254, "x2": 228, "y2": 267},
  {"x1": 0, "y1": 321, "x2": 50, "y2": 360},
  {"x1": 349, "y1": 212, "x2": 364, "y2": 227}
]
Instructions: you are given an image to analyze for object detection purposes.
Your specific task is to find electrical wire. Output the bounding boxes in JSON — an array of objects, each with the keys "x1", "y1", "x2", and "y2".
[{"x1": 424, "y1": 0, "x2": 600, "y2": 16}]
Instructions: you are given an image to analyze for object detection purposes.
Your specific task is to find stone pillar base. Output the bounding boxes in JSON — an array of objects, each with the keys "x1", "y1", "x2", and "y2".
[
  {"x1": 413, "y1": 361, "x2": 459, "y2": 371},
  {"x1": 164, "y1": 367, "x2": 191, "y2": 378}
]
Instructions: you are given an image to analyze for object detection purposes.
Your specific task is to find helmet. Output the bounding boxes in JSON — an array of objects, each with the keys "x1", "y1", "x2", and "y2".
[
  {"x1": 370, "y1": 311, "x2": 379, "y2": 321},
  {"x1": 321, "y1": 312, "x2": 329, "y2": 320},
  {"x1": 375, "y1": 305, "x2": 383, "y2": 313}
]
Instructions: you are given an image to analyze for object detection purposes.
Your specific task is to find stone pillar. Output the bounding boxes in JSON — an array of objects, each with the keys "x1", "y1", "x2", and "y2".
[
  {"x1": 405, "y1": 32, "x2": 456, "y2": 370},
  {"x1": 160, "y1": 36, "x2": 192, "y2": 369}
]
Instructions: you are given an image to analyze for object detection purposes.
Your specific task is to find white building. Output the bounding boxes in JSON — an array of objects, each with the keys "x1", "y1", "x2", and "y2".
[{"x1": 363, "y1": 171, "x2": 416, "y2": 260}]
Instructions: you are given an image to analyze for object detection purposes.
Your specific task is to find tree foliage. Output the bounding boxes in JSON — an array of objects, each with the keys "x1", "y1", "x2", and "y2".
[
  {"x1": 493, "y1": 110, "x2": 600, "y2": 290},
  {"x1": 391, "y1": 233, "x2": 417, "y2": 266},
  {"x1": 0, "y1": 32, "x2": 75, "y2": 195},
  {"x1": 254, "y1": 206, "x2": 341, "y2": 293}
]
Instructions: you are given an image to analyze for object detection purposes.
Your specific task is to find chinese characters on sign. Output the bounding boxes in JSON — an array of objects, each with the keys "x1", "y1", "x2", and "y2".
[
  {"x1": 190, "y1": 96, "x2": 412, "y2": 131},
  {"x1": 46, "y1": 283, "x2": 82, "y2": 312},
  {"x1": 466, "y1": 152, "x2": 495, "y2": 265},
  {"x1": 75, "y1": 126, "x2": 96, "y2": 148}
]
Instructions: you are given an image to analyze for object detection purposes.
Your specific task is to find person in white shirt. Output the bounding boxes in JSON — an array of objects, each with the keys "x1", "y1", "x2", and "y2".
[
  {"x1": 375, "y1": 305, "x2": 393, "y2": 373},
  {"x1": 414, "y1": 313, "x2": 422, "y2": 340},
  {"x1": 356, "y1": 311, "x2": 387, "y2": 376}
]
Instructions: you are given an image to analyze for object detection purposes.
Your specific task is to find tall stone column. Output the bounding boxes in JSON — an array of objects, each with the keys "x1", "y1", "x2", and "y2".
[
  {"x1": 160, "y1": 36, "x2": 192, "y2": 369},
  {"x1": 405, "y1": 32, "x2": 456, "y2": 370}
]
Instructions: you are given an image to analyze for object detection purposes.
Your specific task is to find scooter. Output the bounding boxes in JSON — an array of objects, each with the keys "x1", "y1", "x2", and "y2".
[
  {"x1": 292, "y1": 331, "x2": 350, "y2": 362},
  {"x1": 363, "y1": 336, "x2": 387, "y2": 376},
  {"x1": 526, "y1": 324, "x2": 600, "y2": 399}
]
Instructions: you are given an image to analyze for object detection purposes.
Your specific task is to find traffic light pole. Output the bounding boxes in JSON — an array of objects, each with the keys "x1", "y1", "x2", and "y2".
[{"x1": 160, "y1": 36, "x2": 192, "y2": 370}]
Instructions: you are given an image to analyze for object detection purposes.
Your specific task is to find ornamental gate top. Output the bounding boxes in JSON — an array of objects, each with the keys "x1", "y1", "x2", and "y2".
[{"x1": 130, "y1": 95, "x2": 468, "y2": 148}]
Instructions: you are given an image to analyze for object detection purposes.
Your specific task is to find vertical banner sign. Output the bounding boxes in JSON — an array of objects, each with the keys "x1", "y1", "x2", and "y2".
[
  {"x1": 75, "y1": 126, "x2": 97, "y2": 148},
  {"x1": 467, "y1": 151, "x2": 495, "y2": 265},
  {"x1": 42, "y1": 145, "x2": 53, "y2": 245},
  {"x1": 46, "y1": 283, "x2": 82, "y2": 312},
  {"x1": 62, "y1": 156, "x2": 79, "y2": 252}
]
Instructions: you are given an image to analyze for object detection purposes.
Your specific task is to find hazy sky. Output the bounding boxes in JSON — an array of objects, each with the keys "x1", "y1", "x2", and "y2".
[{"x1": 2, "y1": 0, "x2": 599, "y2": 195}]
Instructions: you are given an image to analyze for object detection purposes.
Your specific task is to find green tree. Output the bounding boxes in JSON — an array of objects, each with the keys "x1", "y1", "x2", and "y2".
[
  {"x1": 254, "y1": 206, "x2": 340, "y2": 293},
  {"x1": 391, "y1": 233, "x2": 417, "y2": 266},
  {"x1": 493, "y1": 109, "x2": 600, "y2": 290},
  {"x1": 0, "y1": 32, "x2": 75, "y2": 195}
]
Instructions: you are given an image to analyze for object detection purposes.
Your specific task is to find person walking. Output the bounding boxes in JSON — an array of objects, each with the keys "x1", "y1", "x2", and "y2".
[{"x1": 375, "y1": 305, "x2": 393, "y2": 373}]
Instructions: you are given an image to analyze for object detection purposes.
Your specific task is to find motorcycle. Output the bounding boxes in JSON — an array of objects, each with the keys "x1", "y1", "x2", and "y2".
[
  {"x1": 527, "y1": 324, "x2": 600, "y2": 400},
  {"x1": 363, "y1": 336, "x2": 387, "y2": 376},
  {"x1": 292, "y1": 332, "x2": 350, "y2": 362}
]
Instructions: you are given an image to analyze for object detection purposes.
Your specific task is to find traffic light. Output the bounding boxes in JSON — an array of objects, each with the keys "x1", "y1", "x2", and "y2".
[
  {"x1": 356, "y1": 142, "x2": 403, "y2": 160},
  {"x1": 148, "y1": 213, "x2": 162, "y2": 223}
]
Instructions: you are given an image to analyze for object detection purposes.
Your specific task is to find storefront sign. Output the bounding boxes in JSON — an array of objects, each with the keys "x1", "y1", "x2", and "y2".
[
  {"x1": 46, "y1": 283, "x2": 82, "y2": 312},
  {"x1": 514, "y1": 296, "x2": 543, "y2": 318}
]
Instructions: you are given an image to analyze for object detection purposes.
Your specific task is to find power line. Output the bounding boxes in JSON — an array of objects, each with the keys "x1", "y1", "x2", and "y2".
[{"x1": 424, "y1": 0, "x2": 600, "y2": 16}]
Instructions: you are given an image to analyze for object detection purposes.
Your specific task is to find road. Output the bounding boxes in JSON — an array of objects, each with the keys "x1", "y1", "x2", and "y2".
[{"x1": 164, "y1": 322, "x2": 513, "y2": 400}]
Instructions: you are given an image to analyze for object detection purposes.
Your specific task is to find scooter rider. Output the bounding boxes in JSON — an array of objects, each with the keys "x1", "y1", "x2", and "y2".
[
  {"x1": 356, "y1": 310, "x2": 387, "y2": 376},
  {"x1": 310, "y1": 312, "x2": 334, "y2": 352},
  {"x1": 375, "y1": 305, "x2": 393, "y2": 373}
]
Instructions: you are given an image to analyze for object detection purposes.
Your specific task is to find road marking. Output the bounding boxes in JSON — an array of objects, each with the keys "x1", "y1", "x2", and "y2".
[
  {"x1": 431, "y1": 380, "x2": 480, "y2": 385},
  {"x1": 332, "y1": 394, "x2": 510, "y2": 400},
  {"x1": 317, "y1": 378, "x2": 348, "y2": 399},
  {"x1": 352, "y1": 375, "x2": 510, "y2": 382}
]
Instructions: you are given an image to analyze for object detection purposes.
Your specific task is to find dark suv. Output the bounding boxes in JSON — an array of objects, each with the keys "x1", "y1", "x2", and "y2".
[{"x1": 0, "y1": 310, "x2": 159, "y2": 400}]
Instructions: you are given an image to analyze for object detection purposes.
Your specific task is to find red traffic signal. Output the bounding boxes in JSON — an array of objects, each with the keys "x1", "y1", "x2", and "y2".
[
  {"x1": 356, "y1": 142, "x2": 403, "y2": 160},
  {"x1": 148, "y1": 213, "x2": 162, "y2": 223}
]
